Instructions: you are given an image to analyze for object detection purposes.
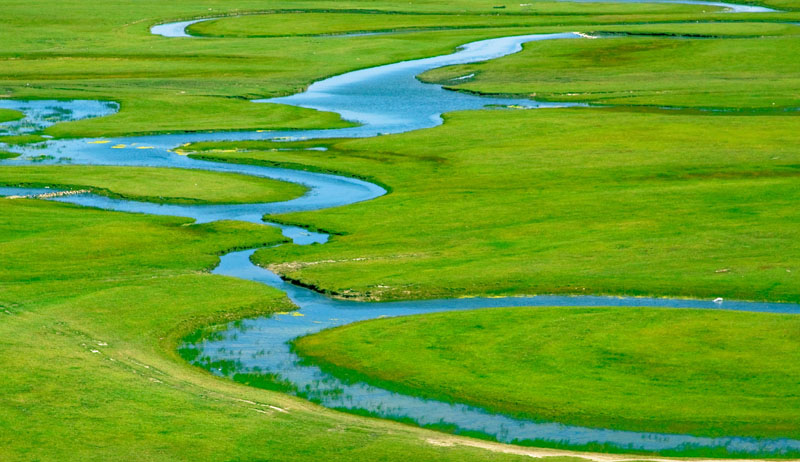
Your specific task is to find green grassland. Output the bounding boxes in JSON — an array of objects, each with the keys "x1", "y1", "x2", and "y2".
[
  {"x1": 0, "y1": 108, "x2": 24, "y2": 123},
  {"x1": 420, "y1": 33, "x2": 800, "y2": 109},
  {"x1": 187, "y1": 107, "x2": 800, "y2": 303},
  {"x1": 294, "y1": 307, "x2": 800, "y2": 439},
  {"x1": 3, "y1": 0, "x2": 800, "y2": 459},
  {"x1": 0, "y1": 197, "x2": 543, "y2": 462},
  {"x1": 0, "y1": 165, "x2": 306, "y2": 204},
  {"x1": 187, "y1": 9, "x2": 760, "y2": 37},
  {"x1": 4, "y1": 1, "x2": 797, "y2": 139}
]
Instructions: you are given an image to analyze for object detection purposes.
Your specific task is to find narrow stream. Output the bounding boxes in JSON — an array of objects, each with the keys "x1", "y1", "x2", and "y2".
[{"x1": 2, "y1": 11, "x2": 798, "y2": 457}]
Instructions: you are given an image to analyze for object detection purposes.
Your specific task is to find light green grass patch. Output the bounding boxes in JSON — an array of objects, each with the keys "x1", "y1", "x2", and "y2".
[
  {"x1": 419, "y1": 34, "x2": 800, "y2": 109},
  {"x1": 189, "y1": 109, "x2": 800, "y2": 304},
  {"x1": 0, "y1": 108, "x2": 24, "y2": 123},
  {"x1": 294, "y1": 306, "x2": 800, "y2": 439},
  {"x1": 0, "y1": 198, "x2": 532, "y2": 461},
  {"x1": 0, "y1": 165, "x2": 306, "y2": 204},
  {"x1": 188, "y1": 9, "x2": 729, "y2": 38}
]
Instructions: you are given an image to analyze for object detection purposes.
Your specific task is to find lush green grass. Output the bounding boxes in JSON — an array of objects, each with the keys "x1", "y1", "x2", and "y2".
[
  {"x1": 0, "y1": 134, "x2": 48, "y2": 145},
  {"x1": 0, "y1": 197, "x2": 541, "y2": 461},
  {"x1": 294, "y1": 306, "x2": 800, "y2": 439},
  {"x1": 187, "y1": 10, "x2": 751, "y2": 37},
  {"x1": 0, "y1": 151, "x2": 20, "y2": 159},
  {"x1": 4, "y1": 0, "x2": 800, "y2": 459},
  {"x1": 5, "y1": 0, "x2": 796, "y2": 138},
  {"x1": 420, "y1": 33, "x2": 800, "y2": 109},
  {"x1": 0, "y1": 108, "x2": 24, "y2": 123},
  {"x1": 186, "y1": 108, "x2": 800, "y2": 303},
  {"x1": 0, "y1": 165, "x2": 306, "y2": 204}
]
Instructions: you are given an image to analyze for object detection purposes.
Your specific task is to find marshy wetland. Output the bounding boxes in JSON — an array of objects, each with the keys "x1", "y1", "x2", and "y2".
[{"x1": 2, "y1": 0, "x2": 799, "y2": 460}]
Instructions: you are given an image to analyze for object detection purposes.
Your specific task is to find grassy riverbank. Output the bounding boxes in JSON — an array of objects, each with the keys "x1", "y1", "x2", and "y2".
[
  {"x1": 187, "y1": 9, "x2": 749, "y2": 37},
  {"x1": 4, "y1": 1, "x2": 795, "y2": 139},
  {"x1": 3, "y1": 0, "x2": 800, "y2": 459},
  {"x1": 0, "y1": 165, "x2": 306, "y2": 204},
  {"x1": 419, "y1": 32, "x2": 800, "y2": 109},
  {"x1": 190, "y1": 107, "x2": 800, "y2": 304},
  {"x1": 294, "y1": 306, "x2": 800, "y2": 442},
  {"x1": 0, "y1": 198, "x2": 542, "y2": 462}
]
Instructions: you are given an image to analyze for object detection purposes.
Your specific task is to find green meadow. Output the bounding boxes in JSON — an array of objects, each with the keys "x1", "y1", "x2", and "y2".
[
  {"x1": 0, "y1": 166, "x2": 306, "y2": 204},
  {"x1": 419, "y1": 32, "x2": 800, "y2": 108},
  {"x1": 0, "y1": 198, "x2": 540, "y2": 462},
  {"x1": 294, "y1": 307, "x2": 800, "y2": 439},
  {"x1": 2, "y1": 0, "x2": 800, "y2": 459},
  {"x1": 194, "y1": 108, "x2": 800, "y2": 304}
]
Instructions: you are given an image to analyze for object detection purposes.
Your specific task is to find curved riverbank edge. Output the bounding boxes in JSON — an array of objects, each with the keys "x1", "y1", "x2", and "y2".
[
  {"x1": 182, "y1": 249, "x2": 800, "y2": 458},
  {"x1": 290, "y1": 306, "x2": 800, "y2": 442}
]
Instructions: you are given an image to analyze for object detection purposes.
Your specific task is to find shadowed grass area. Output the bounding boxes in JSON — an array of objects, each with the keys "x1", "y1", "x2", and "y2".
[
  {"x1": 294, "y1": 306, "x2": 800, "y2": 439},
  {"x1": 190, "y1": 108, "x2": 800, "y2": 303},
  {"x1": 0, "y1": 165, "x2": 307, "y2": 204}
]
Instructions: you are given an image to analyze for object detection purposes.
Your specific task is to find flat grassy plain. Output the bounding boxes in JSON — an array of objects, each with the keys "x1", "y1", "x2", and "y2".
[
  {"x1": 3, "y1": 0, "x2": 800, "y2": 459},
  {"x1": 0, "y1": 165, "x2": 306, "y2": 204},
  {"x1": 187, "y1": 9, "x2": 758, "y2": 37},
  {"x1": 419, "y1": 32, "x2": 800, "y2": 109},
  {"x1": 0, "y1": 198, "x2": 544, "y2": 462},
  {"x1": 294, "y1": 307, "x2": 800, "y2": 439},
  {"x1": 190, "y1": 108, "x2": 800, "y2": 303},
  {"x1": 3, "y1": 1, "x2": 796, "y2": 139}
]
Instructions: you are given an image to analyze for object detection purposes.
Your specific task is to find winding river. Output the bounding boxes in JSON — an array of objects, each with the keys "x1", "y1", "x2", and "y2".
[{"x1": 2, "y1": 4, "x2": 799, "y2": 457}]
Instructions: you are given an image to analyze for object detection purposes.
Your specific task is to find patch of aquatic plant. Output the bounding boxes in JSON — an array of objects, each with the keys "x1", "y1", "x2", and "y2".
[
  {"x1": 27, "y1": 154, "x2": 55, "y2": 162},
  {"x1": 232, "y1": 372, "x2": 297, "y2": 393}
]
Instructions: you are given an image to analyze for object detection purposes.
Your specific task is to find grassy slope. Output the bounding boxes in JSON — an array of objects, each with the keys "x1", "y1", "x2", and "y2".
[
  {"x1": 189, "y1": 108, "x2": 800, "y2": 303},
  {"x1": 0, "y1": 198, "x2": 538, "y2": 462},
  {"x1": 0, "y1": 165, "x2": 306, "y2": 204},
  {"x1": 419, "y1": 33, "x2": 800, "y2": 109},
  {"x1": 294, "y1": 307, "x2": 800, "y2": 440}
]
